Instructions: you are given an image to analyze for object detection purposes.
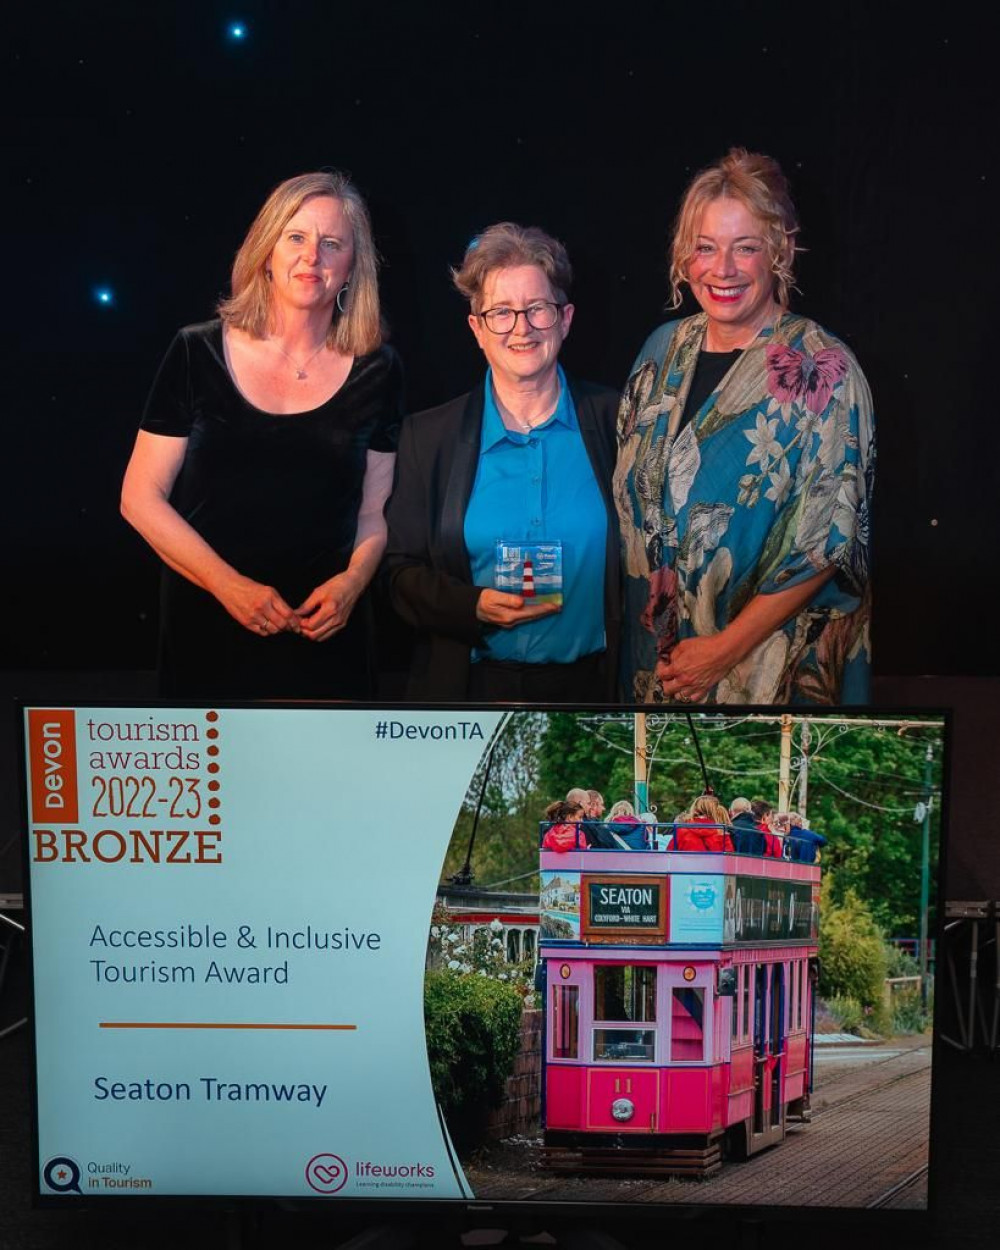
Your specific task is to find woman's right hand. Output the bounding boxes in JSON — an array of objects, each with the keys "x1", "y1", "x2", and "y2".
[
  {"x1": 216, "y1": 574, "x2": 301, "y2": 636},
  {"x1": 476, "y1": 589, "x2": 560, "y2": 629},
  {"x1": 122, "y1": 431, "x2": 301, "y2": 638}
]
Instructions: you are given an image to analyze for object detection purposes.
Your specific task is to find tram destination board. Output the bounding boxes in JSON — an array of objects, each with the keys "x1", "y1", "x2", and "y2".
[{"x1": 582, "y1": 875, "x2": 668, "y2": 940}]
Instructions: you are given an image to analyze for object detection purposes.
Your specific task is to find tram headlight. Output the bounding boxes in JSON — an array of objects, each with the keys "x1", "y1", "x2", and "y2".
[{"x1": 611, "y1": 1097, "x2": 635, "y2": 1122}]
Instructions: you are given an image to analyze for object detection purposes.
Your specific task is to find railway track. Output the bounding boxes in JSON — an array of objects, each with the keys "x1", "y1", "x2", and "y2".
[
  {"x1": 462, "y1": 1039, "x2": 932, "y2": 1211},
  {"x1": 867, "y1": 1163, "x2": 929, "y2": 1209}
]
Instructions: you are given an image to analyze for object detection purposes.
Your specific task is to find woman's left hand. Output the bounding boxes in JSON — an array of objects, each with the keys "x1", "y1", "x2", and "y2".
[
  {"x1": 296, "y1": 572, "x2": 364, "y2": 642},
  {"x1": 655, "y1": 634, "x2": 733, "y2": 703}
]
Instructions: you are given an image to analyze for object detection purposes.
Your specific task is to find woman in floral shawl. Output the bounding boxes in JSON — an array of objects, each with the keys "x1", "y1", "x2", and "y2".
[{"x1": 614, "y1": 149, "x2": 874, "y2": 705}]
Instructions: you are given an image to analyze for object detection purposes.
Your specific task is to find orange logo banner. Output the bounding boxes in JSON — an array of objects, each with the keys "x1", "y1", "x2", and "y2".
[{"x1": 28, "y1": 709, "x2": 78, "y2": 824}]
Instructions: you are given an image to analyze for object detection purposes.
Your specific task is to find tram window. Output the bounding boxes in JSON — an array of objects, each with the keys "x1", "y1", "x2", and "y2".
[
  {"x1": 671, "y1": 987, "x2": 705, "y2": 1061},
  {"x1": 593, "y1": 965, "x2": 656, "y2": 1023},
  {"x1": 552, "y1": 985, "x2": 579, "y2": 1060},
  {"x1": 594, "y1": 1028, "x2": 656, "y2": 1062}
]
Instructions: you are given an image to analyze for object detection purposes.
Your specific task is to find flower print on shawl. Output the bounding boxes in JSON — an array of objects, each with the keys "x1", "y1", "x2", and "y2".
[{"x1": 616, "y1": 313, "x2": 875, "y2": 705}]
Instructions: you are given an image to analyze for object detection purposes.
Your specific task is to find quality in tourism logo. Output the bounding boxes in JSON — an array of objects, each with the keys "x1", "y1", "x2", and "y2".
[{"x1": 42, "y1": 1156, "x2": 82, "y2": 1194}]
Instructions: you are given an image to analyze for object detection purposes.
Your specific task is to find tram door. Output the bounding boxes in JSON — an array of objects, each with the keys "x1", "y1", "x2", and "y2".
[
  {"x1": 751, "y1": 962, "x2": 787, "y2": 1142},
  {"x1": 769, "y1": 964, "x2": 785, "y2": 1128},
  {"x1": 752, "y1": 965, "x2": 768, "y2": 1133}
]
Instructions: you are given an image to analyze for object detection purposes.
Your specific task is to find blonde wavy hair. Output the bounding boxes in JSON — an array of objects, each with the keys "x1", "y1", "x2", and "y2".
[
  {"x1": 218, "y1": 171, "x2": 382, "y2": 355},
  {"x1": 687, "y1": 795, "x2": 731, "y2": 826},
  {"x1": 668, "y1": 148, "x2": 801, "y2": 311}
]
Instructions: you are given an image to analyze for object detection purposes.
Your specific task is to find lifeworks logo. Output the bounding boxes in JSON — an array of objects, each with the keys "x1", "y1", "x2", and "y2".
[
  {"x1": 304, "y1": 1152, "x2": 437, "y2": 1195},
  {"x1": 355, "y1": 1161, "x2": 436, "y2": 1179},
  {"x1": 305, "y1": 1153, "x2": 349, "y2": 1195}
]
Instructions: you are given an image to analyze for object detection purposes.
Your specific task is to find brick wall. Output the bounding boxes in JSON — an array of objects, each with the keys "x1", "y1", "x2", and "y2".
[{"x1": 485, "y1": 1007, "x2": 542, "y2": 1140}]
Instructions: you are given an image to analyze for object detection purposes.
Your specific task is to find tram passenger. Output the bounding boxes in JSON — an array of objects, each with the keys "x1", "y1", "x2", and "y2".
[
  {"x1": 674, "y1": 795, "x2": 734, "y2": 853},
  {"x1": 566, "y1": 787, "x2": 620, "y2": 849},
  {"x1": 644, "y1": 812, "x2": 671, "y2": 850},
  {"x1": 751, "y1": 799, "x2": 782, "y2": 857},
  {"x1": 541, "y1": 800, "x2": 587, "y2": 852},
  {"x1": 606, "y1": 800, "x2": 651, "y2": 850},
  {"x1": 785, "y1": 811, "x2": 827, "y2": 862},
  {"x1": 585, "y1": 790, "x2": 605, "y2": 820},
  {"x1": 770, "y1": 812, "x2": 791, "y2": 858},
  {"x1": 729, "y1": 796, "x2": 766, "y2": 855}
]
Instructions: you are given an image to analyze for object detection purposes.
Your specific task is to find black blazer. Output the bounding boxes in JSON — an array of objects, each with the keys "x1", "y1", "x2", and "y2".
[{"x1": 383, "y1": 374, "x2": 622, "y2": 701}]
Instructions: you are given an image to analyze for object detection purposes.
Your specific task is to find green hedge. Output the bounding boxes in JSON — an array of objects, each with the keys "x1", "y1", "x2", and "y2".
[
  {"x1": 819, "y1": 881, "x2": 890, "y2": 1033},
  {"x1": 424, "y1": 970, "x2": 524, "y2": 1121}
]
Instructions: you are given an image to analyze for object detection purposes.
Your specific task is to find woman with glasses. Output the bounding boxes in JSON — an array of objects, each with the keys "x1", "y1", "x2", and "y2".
[
  {"x1": 384, "y1": 222, "x2": 620, "y2": 701},
  {"x1": 614, "y1": 149, "x2": 874, "y2": 705}
]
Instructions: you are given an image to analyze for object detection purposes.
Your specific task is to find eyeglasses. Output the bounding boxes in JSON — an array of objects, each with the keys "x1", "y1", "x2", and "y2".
[{"x1": 477, "y1": 301, "x2": 564, "y2": 334}]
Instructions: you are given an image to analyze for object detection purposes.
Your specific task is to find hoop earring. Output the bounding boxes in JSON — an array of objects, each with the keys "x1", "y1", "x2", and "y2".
[{"x1": 336, "y1": 282, "x2": 350, "y2": 314}]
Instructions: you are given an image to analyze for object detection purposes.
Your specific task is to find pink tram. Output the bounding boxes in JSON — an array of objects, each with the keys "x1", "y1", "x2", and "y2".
[{"x1": 538, "y1": 825, "x2": 820, "y2": 1176}]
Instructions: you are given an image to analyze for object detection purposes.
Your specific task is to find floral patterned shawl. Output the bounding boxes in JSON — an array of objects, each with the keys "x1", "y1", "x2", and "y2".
[{"x1": 613, "y1": 312, "x2": 874, "y2": 705}]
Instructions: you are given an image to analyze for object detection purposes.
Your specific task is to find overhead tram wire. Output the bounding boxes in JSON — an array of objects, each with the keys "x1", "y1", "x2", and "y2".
[
  {"x1": 684, "y1": 712, "x2": 714, "y2": 796},
  {"x1": 809, "y1": 765, "x2": 935, "y2": 814},
  {"x1": 448, "y1": 710, "x2": 514, "y2": 887}
]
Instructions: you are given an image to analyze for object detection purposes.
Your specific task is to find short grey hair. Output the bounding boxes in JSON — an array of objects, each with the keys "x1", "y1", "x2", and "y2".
[{"x1": 452, "y1": 222, "x2": 573, "y2": 314}]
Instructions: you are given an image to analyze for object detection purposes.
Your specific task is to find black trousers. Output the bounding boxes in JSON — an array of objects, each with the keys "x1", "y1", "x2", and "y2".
[{"x1": 466, "y1": 651, "x2": 606, "y2": 703}]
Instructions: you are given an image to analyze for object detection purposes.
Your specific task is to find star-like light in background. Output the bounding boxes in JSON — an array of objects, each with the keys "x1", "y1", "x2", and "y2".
[
  {"x1": 94, "y1": 287, "x2": 114, "y2": 307},
  {"x1": 227, "y1": 21, "x2": 248, "y2": 41}
]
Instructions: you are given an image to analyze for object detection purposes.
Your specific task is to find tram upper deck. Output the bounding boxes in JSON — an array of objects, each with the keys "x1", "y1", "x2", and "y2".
[{"x1": 539, "y1": 822, "x2": 820, "y2": 949}]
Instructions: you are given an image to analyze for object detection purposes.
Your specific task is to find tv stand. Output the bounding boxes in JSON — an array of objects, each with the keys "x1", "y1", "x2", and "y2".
[{"x1": 328, "y1": 1225, "x2": 628, "y2": 1250}]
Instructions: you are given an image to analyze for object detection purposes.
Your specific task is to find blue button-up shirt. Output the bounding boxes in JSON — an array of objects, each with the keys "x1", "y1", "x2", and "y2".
[{"x1": 464, "y1": 368, "x2": 607, "y2": 664}]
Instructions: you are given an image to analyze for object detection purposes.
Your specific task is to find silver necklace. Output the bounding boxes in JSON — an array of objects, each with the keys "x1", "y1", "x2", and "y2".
[
  {"x1": 271, "y1": 338, "x2": 327, "y2": 380},
  {"x1": 499, "y1": 389, "x2": 560, "y2": 433}
]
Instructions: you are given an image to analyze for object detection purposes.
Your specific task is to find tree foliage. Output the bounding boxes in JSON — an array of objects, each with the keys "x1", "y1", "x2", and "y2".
[
  {"x1": 439, "y1": 712, "x2": 943, "y2": 939},
  {"x1": 818, "y1": 878, "x2": 890, "y2": 1023}
]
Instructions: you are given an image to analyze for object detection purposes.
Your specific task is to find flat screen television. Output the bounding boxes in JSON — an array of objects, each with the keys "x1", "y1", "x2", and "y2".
[{"x1": 18, "y1": 701, "x2": 945, "y2": 1237}]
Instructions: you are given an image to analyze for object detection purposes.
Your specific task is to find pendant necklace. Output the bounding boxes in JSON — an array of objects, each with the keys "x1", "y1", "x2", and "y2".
[{"x1": 272, "y1": 339, "x2": 327, "y2": 381}]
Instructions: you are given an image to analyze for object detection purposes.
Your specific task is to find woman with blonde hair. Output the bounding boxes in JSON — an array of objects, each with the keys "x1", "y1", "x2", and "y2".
[
  {"x1": 606, "y1": 799, "x2": 650, "y2": 850},
  {"x1": 674, "y1": 794, "x2": 734, "y2": 853},
  {"x1": 122, "y1": 171, "x2": 403, "y2": 696},
  {"x1": 615, "y1": 148, "x2": 874, "y2": 706}
]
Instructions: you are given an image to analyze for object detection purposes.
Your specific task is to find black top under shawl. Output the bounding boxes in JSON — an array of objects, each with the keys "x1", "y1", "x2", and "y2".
[
  {"x1": 678, "y1": 348, "x2": 743, "y2": 433},
  {"x1": 140, "y1": 320, "x2": 403, "y2": 699}
]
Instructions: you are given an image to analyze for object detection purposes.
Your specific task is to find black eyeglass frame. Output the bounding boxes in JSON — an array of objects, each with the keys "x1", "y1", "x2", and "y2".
[{"x1": 476, "y1": 301, "x2": 566, "y2": 334}]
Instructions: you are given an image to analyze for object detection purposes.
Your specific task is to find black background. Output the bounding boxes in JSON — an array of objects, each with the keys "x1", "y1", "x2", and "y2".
[
  {"x1": 6, "y1": 0, "x2": 997, "y2": 677},
  {"x1": 4, "y1": 2, "x2": 1000, "y2": 1248}
]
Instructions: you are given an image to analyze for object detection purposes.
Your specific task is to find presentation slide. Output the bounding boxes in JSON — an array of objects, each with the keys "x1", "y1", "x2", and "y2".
[
  {"x1": 21, "y1": 704, "x2": 940, "y2": 1213},
  {"x1": 23, "y1": 705, "x2": 503, "y2": 1199}
]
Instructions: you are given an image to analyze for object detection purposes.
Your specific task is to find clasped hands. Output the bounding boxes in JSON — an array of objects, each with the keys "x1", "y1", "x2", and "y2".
[
  {"x1": 655, "y1": 634, "x2": 733, "y2": 704},
  {"x1": 221, "y1": 572, "x2": 363, "y2": 643}
]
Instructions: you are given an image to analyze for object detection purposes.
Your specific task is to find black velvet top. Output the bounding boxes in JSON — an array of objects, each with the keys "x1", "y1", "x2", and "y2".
[{"x1": 140, "y1": 319, "x2": 403, "y2": 698}]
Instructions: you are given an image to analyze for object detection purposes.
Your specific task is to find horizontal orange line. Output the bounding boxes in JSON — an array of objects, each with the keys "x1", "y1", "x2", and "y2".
[{"x1": 99, "y1": 1022, "x2": 357, "y2": 1031}]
